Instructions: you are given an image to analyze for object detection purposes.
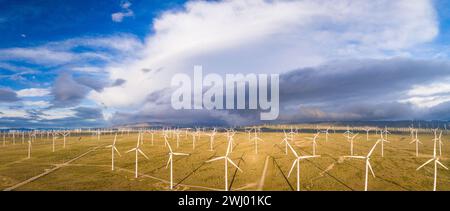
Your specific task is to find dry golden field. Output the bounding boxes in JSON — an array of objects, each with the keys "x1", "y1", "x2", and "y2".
[{"x1": 0, "y1": 129, "x2": 448, "y2": 191}]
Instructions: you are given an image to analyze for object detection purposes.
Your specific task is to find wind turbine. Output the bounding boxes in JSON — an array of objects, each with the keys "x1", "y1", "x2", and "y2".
[
  {"x1": 347, "y1": 133, "x2": 359, "y2": 156},
  {"x1": 126, "y1": 134, "x2": 149, "y2": 178},
  {"x1": 416, "y1": 130, "x2": 448, "y2": 191},
  {"x1": 344, "y1": 125, "x2": 352, "y2": 137},
  {"x1": 409, "y1": 129, "x2": 422, "y2": 157},
  {"x1": 27, "y1": 138, "x2": 32, "y2": 159},
  {"x1": 433, "y1": 129, "x2": 444, "y2": 157},
  {"x1": 191, "y1": 130, "x2": 200, "y2": 150},
  {"x1": 363, "y1": 128, "x2": 371, "y2": 141},
  {"x1": 409, "y1": 126, "x2": 415, "y2": 139},
  {"x1": 280, "y1": 130, "x2": 292, "y2": 155},
  {"x1": 106, "y1": 134, "x2": 121, "y2": 171},
  {"x1": 206, "y1": 128, "x2": 217, "y2": 151},
  {"x1": 343, "y1": 140, "x2": 380, "y2": 191},
  {"x1": 379, "y1": 131, "x2": 389, "y2": 157},
  {"x1": 383, "y1": 126, "x2": 391, "y2": 140},
  {"x1": 320, "y1": 127, "x2": 330, "y2": 142},
  {"x1": 286, "y1": 141, "x2": 320, "y2": 191},
  {"x1": 251, "y1": 128, "x2": 263, "y2": 154},
  {"x1": 59, "y1": 131, "x2": 70, "y2": 148},
  {"x1": 288, "y1": 126, "x2": 296, "y2": 141},
  {"x1": 226, "y1": 129, "x2": 236, "y2": 153},
  {"x1": 306, "y1": 132, "x2": 320, "y2": 156},
  {"x1": 164, "y1": 139, "x2": 189, "y2": 190},
  {"x1": 205, "y1": 140, "x2": 242, "y2": 191},
  {"x1": 175, "y1": 129, "x2": 182, "y2": 148},
  {"x1": 51, "y1": 132, "x2": 58, "y2": 152}
]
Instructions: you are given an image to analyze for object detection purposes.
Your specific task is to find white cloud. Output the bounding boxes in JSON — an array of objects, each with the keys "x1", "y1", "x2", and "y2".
[
  {"x1": 17, "y1": 88, "x2": 50, "y2": 97},
  {"x1": 22, "y1": 101, "x2": 50, "y2": 107},
  {"x1": 112, "y1": 1, "x2": 134, "y2": 22},
  {"x1": 91, "y1": 0, "x2": 439, "y2": 110},
  {"x1": 0, "y1": 107, "x2": 28, "y2": 118},
  {"x1": 40, "y1": 109, "x2": 76, "y2": 120},
  {"x1": 401, "y1": 80, "x2": 450, "y2": 108},
  {"x1": 0, "y1": 34, "x2": 142, "y2": 66}
]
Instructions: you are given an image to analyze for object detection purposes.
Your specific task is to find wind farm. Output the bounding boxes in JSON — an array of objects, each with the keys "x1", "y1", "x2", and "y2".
[{"x1": 0, "y1": 124, "x2": 449, "y2": 191}]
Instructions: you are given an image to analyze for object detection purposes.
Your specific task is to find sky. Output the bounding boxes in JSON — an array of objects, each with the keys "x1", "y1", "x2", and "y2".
[{"x1": 1, "y1": 0, "x2": 450, "y2": 128}]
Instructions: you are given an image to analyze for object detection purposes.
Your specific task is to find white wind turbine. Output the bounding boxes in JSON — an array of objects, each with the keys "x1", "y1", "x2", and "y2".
[
  {"x1": 363, "y1": 128, "x2": 371, "y2": 141},
  {"x1": 416, "y1": 131, "x2": 448, "y2": 191},
  {"x1": 226, "y1": 129, "x2": 236, "y2": 153},
  {"x1": 288, "y1": 126, "x2": 296, "y2": 141},
  {"x1": 320, "y1": 127, "x2": 330, "y2": 142},
  {"x1": 251, "y1": 128, "x2": 263, "y2": 154},
  {"x1": 191, "y1": 129, "x2": 200, "y2": 150},
  {"x1": 59, "y1": 131, "x2": 70, "y2": 148},
  {"x1": 409, "y1": 129, "x2": 422, "y2": 157},
  {"x1": 126, "y1": 134, "x2": 149, "y2": 178},
  {"x1": 27, "y1": 138, "x2": 32, "y2": 159},
  {"x1": 205, "y1": 140, "x2": 242, "y2": 191},
  {"x1": 206, "y1": 128, "x2": 217, "y2": 151},
  {"x1": 344, "y1": 125, "x2": 352, "y2": 137},
  {"x1": 96, "y1": 129, "x2": 101, "y2": 141},
  {"x1": 286, "y1": 141, "x2": 320, "y2": 191},
  {"x1": 51, "y1": 132, "x2": 58, "y2": 152},
  {"x1": 306, "y1": 132, "x2": 320, "y2": 156},
  {"x1": 175, "y1": 129, "x2": 182, "y2": 148},
  {"x1": 343, "y1": 140, "x2": 381, "y2": 191},
  {"x1": 280, "y1": 130, "x2": 292, "y2": 155},
  {"x1": 347, "y1": 133, "x2": 359, "y2": 156},
  {"x1": 106, "y1": 134, "x2": 121, "y2": 171},
  {"x1": 245, "y1": 128, "x2": 252, "y2": 142},
  {"x1": 409, "y1": 126, "x2": 415, "y2": 140},
  {"x1": 383, "y1": 126, "x2": 391, "y2": 140},
  {"x1": 164, "y1": 139, "x2": 189, "y2": 190},
  {"x1": 433, "y1": 129, "x2": 444, "y2": 157},
  {"x1": 379, "y1": 130, "x2": 389, "y2": 157}
]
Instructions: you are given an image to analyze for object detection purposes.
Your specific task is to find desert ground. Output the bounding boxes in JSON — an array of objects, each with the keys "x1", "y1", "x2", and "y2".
[{"x1": 0, "y1": 128, "x2": 448, "y2": 191}]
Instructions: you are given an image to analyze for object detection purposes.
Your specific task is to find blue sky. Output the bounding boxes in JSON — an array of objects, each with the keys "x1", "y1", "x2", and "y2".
[{"x1": 1, "y1": 0, "x2": 450, "y2": 128}]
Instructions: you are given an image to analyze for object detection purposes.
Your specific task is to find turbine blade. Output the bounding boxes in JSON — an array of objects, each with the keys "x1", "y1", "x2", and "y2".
[
  {"x1": 173, "y1": 152, "x2": 189, "y2": 156},
  {"x1": 367, "y1": 140, "x2": 380, "y2": 157},
  {"x1": 138, "y1": 149, "x2": 149, "y2": 160},
  {"x1": 126, "y1": 148, "x2": 136, "y2": 153},
  {"x1": 436, "y1": 160, "x2": 449, "y2": 170},
  {"x1": 165, "y1": 140, "x2": 173, "y2": 152},
  {"x1": 417, "y1": 158, "x2": 434, "y2": 170},
  {"x1": 227, "y1": 158, "x2": 243, "y2": 172},
  {"x1": 343, "y1": 156, "x2": 365, "y2": 159},
  {"x1": 166, "y1": 156, "x2": 172, "y2": 169},
  {"x1": 367, "y1": 161, "x2": 376, "y2": 178},
  {"x1": 287, "y1": 159, "x2": 298, "y2": 178},
  {"x1": 286, "y1": 142, "x2": 299, "y2": 158},
  {"x1": 114, "y1": 147, "x2": 122, "y2": 157},
  {"x1": 299, "y1": 155, "x2": 321, "y2": 159},
  {"x1": 206, "y1": 156, "x2": 225, "y2": 163},
  {"x1": 226, "y1": 141, "x2": 232, "y2": 155}
]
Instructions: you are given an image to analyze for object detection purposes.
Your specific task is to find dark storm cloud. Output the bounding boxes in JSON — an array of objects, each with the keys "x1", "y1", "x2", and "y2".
[
  {"x1": 0, "y1": 88, "x2": 19, "y2": 102},
  {"x1": 74, "y1": 75, "x2": 107, "y2": 92},
  {"x1": 279, "y1": 58, "x2": 450, "y2": 104},
  {"x1": 111, "y1": 78, "x2": 126, "y2": 87},
  {"x1": 71, "y1": 107, "x2": 103, "y2": 119},
  {"x1": 51, "y1": 72, "x2": 90, "y2": 107},
  {"x1": 108, "y1": 58, "x2": 450, "y2": 126},
  {"x1": 426, "y1": 101, "x2": 450, "y2": 120}
]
